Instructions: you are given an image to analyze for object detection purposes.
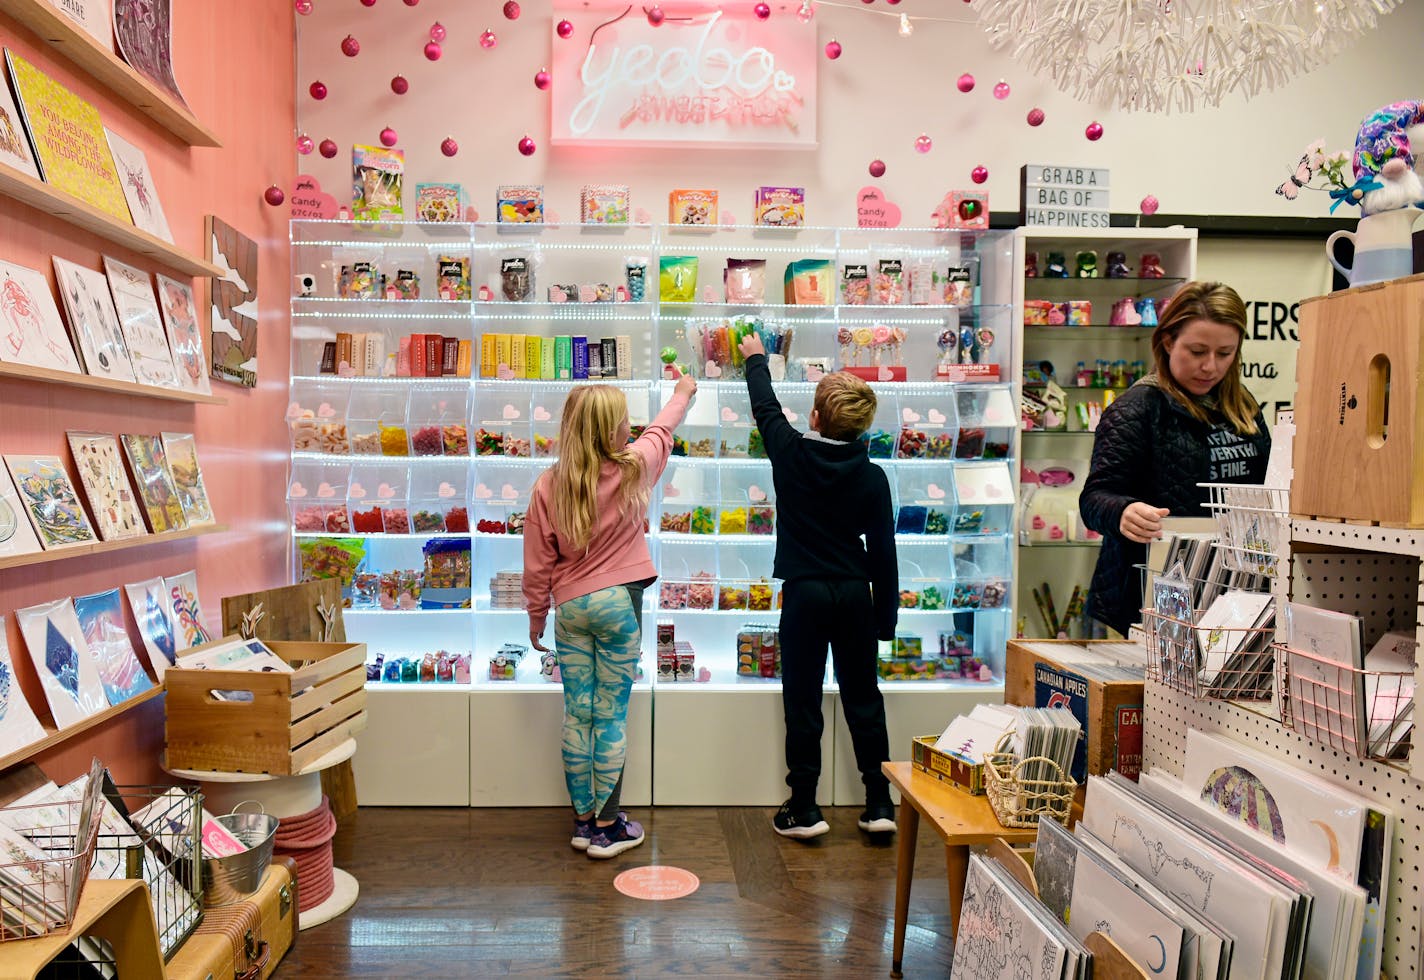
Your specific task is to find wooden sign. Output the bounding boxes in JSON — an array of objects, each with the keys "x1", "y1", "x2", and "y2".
[
  {"x1": 1020, "y1": 165, "x2": 1110, "y2": 228},
  {"x1": 221, "y1": 579, "x2": 346, "y2": 644}
]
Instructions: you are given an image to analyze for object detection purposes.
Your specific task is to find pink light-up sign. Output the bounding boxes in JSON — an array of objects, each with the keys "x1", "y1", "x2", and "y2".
[{"x1": 551, "y1": 5, "x2": 816, "y2": 149}]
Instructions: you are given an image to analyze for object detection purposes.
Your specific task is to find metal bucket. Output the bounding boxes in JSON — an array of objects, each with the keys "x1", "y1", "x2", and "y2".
[{"x1": 202, "y1": 803, "x2": 278, "y2": 907}]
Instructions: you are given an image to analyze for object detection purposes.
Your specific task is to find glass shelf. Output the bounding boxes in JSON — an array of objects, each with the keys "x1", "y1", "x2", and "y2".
[
  {"x1": 1025, "y1": 277, "x2": 1184, "y2": 299},
  {"x1": 1024, "y1": 326, "x2": 1154, "y2": 341}
]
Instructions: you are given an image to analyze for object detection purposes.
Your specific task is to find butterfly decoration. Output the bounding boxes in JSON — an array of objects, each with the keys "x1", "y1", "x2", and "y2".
[{"x1": 1275, "y1": 153, "x2": 1315, "y2": 200}]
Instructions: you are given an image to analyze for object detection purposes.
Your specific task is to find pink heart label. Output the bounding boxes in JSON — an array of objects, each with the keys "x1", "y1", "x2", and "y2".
[
  {"x1": 720, "y1": 406, "x2": 739, "y2": 423},
  {"x1": 291, "y1": 173, "x2": 341, "y2": 220},
  {"x1": 466, "y1": 206, "x2": 480, "y2": 222},
  {"x1": 533, "y1": 406, "x2": 552, "y2": 422},
  {"x1": 783, "y1": 408, "x2": 798, "y2": 422},
  {"x1": 928, "y1": 408, "x2": 946, "y2": 424},
  {"x1": 877, "y1": 366, "x2": 894, "y2": 381},
  {"x1": 634, "y1": 207, "x2": 651, "y2": 223},
  {"x1": 349, "y1": 482, "x2": 367, "y2": 498},
  {"x1": 288, "y1": 481, "x2": 307, "y2": 498},
  {"x1": 1031, "y1": 515, "x2": 1046, "y2": 529},
  {"x1": 856, "y1": 186, "x2": 903, "y2": 229},
  {"x1": 748, "y1": 485, "x2": 768, "y2": 502},
  {"x1": 665, "y1": 485, "x2": 682, "y2": 498},
  {"x1": 337, "y1": 364, "x2": 356, "y2": 377},
  {"x1": 721, "y1": 211, "x2": 737, "y2": 225},
  {"x1": 986, "y1": 484, "x2": 1005, "y2": 499},
  {"x1": 377, "y1": 483, "x2": 396, "y2": 499},
  {"x1": 503, "y1": 404, "x2": 521, "y2": 420},
  {"x1": 1048, "y1": 525, "x2": 1065, "y2": 540},
  {"x1": 705, "y1": 361, "x2": 723, "y2": 379},
  {"x1": 317, "y1": 482, "x2": 336, "y2": 498},
  {"x1": 546, "y1": 209, "x2": 561, "y2": 223},
  {"x1": 500, "y1": 483, "x2": 519, "y2": 500},
  {"x1": 984, "y1": 407, "x2": 1006, "y2": 424},
  {"x1": 927, "y1": 484, "x2": 946, "y2": 500},
  {"x1": 475, "y1": 483, "x2": 493, "y2": 499},
  {"x1": 438, "y1": 481, "x2": 456, "y2": 498},
  {"x1": 702, "y1": 286, "x2": 717, "y2": 303},
  {"x1": 902, "y1": 407, "x2": 921, "y2": 423},
  {"x1": 286, "y1": 401, "x2": 303, "y2": 419},
  {"x1": 317, "y1": 403, "x2": 336, "y2": 418}
]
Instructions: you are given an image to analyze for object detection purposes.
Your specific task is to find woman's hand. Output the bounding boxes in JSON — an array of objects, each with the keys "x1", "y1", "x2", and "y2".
[
  {"x1": 1119, "y1": 502, "x2": 1171, "y2": 543},
  {"x1": 738, "y1": 333, "x2": 766, "y2": 359},
  {"x1": 530, "y1": 629, "x2": 550, "y2": 653},
  {"x1": 674, "y1": 372, "x2": 697, "y2": 400}
]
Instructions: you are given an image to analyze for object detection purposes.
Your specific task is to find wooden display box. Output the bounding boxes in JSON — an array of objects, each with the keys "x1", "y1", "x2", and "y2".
[
  {"x1": 1004, "y1": 640, "x2": 1143, "y2": 784},
  {"x1": 1293, "y1": 274, "x2": 1424, "y2": 526},
  {"x1": 910, "y1": 735, "x2": 985, "y2": 794},
  {"x1": 164, "y1": 639, "x2": 368, "y2": 775}
]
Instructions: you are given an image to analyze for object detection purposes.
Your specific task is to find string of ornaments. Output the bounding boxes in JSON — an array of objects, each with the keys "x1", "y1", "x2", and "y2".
[{"x1": 279, "y1": 0, "x2": 1149, "y2": 215}]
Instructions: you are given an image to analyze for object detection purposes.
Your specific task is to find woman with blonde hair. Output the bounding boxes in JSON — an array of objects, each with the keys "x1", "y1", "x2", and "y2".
[
  {"x1": 523, "y1": 374, "x2": 696, "y2": 858},
  {"x1": 1080, "y1": 281, "x2": 1272, "y2": 635}
]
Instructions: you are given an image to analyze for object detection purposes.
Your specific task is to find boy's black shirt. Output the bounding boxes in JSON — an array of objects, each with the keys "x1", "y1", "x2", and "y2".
[{"x1": 743, "y1": 353, "x2": 898, "y2": 640}]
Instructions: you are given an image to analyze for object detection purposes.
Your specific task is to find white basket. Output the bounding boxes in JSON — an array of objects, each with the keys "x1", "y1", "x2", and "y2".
[{"x1": 1199, "y1": 483, "x2": 1289, "y2": 578}]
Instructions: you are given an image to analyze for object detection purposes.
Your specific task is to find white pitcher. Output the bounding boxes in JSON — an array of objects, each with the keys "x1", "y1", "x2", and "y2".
[{"x1": 1326, "y1": 207, "x2": 1421, "y2": 287}]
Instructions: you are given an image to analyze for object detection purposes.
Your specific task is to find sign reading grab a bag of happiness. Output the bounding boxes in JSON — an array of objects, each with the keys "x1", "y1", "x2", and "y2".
[{"x1": 550, "y1": 5, "x2": 816, "y2": 149}]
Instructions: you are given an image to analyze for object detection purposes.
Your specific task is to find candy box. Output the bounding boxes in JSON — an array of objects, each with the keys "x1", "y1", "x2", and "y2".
[
  {"x1": 581, "y1": 184, "x2": 630, "y2": 224},
  {"x1": 754, "y1": 186, "x2": 805, "y2": 227},
  {"x1": 497, "y1": 184, "x2": 544, "y2": 223},
  {"x1": 416, "y1": 182, "x2": 463, "y2": 222},
  {"x1": 669, "y1": 188, "x2": 718, "y2": 225},
  {"x1": 352, "y1": 144, "x2": 404, "y2": 222},
  {"x1": 949, "y1": 190, "x2": 989, "y2": 230}
]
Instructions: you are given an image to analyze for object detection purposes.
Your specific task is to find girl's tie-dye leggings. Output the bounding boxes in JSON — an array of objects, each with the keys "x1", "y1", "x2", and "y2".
[{"x1": 554, "y1": 585, "x2": 642, "y2": 816}]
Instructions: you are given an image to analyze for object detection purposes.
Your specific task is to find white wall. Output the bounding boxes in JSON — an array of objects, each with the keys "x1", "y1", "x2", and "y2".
[{"x1": 294, "y1": 0, "x2": 1424, "y2": 225}]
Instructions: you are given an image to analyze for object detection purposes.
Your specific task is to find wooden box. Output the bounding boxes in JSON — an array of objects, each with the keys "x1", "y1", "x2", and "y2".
[
  {"x1": 1293, "y1": 274, "x2": 1424, "y2": 525},
  {"x1": 165, "y1": 639, "x2": 368, "y2": 775},
  {"x1": 167, "y1": 858, "x2": 297, "y2": 980},
  {"x1": 910, "y1": 735, "x2": 986, "y2": 795},
  {"x1": 1004, "y1": 640, "x2": 1143, "y2": 783}
]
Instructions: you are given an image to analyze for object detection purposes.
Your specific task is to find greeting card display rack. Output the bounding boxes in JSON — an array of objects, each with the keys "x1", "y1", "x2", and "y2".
[{"x1": 288, "y1": 219, "x2": 1018, "y2": 806}]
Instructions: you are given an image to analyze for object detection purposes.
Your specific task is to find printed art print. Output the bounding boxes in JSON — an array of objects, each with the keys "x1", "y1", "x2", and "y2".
[
  {"x1": 72, "y1": 589, "x2": 154, "y2": 704},
  {"x1": 0, "y1": 466, "x2": 42, "y2": 559},
  {"x1": 124, "y1": 577, "x2": 176, "y2": 679},
  {"x1": 65, "y1": 431, "x2": 146, "y2": 541},
  {"x1": 159, "y1": 432, "x2": 213, "y2": 526},
  {"x1": 120, "y1": 434, "x2": 186, "y2": 534},
  {"x1": 51, "y1": 0, "x2": 113, "y2": 46},
  {"x1": 0, "y1": 59, "x2": 39, "y2": 179},
  {"x1": 164, "y1": 570, "x2": 210, "y2": 650},
  {"x1": 154, "y1": 274, "x2": 210, "y2": 394},
  {"x1": 0, "y1": 617, "x2": 48, "y2": 754},
  {"x1": 113, "y1": 0, "x2": 187, "y2": 108},
  {"x1": 104, "y1": 128, "x2": 173, "y2": 243},
  {"x1": 0, "y1": 260, "x2": 81, "y2": 374},
  {"x1": 14, "y1": 598, "x2": 108, "y2": 729},
  {"x1": 104, "y1": 257, "x2": 177, "y2": 388},
  {"x1": 2, "y1": 455, "x2": 97, "y2": 550},
  {"x1": 206, "y1": 215, "x2": 258, "y2": 388},
  {"x1": 52, "y1": 258, "x2": 134, "y2": 382}
]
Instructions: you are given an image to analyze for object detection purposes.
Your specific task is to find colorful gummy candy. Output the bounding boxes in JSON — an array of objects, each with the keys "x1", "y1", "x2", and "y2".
[
  {"x1": 293, "y1": 506, "x2": 325, "y2": 531},
  {"x1": 443, "y1": 424, "x2": 469, "y2": 455},
  {"x1": 411, "y1": 425, "x2": 443, "y2": 456},
  {"x1": 899, "y1": 590, "x2": 920, "y2": 609},
  {"x1": 924, "y1": 510, "x2": 949, "y2": 535},
  {"x1": 535, "y1": 434, "x2": 557, "y2": 457},
  {"x1": 687, "y1": 573, "x2": 716, "y2": 609},
  {"x1": 718, "y1": 584, "x2": 749, "y2": 610},
  {"x1": 719, "y1": 507, "x2": 748, "y2": 534},
  {"x1": 476, "y1": 518, "x2": 507, "y2": 534},
  {"x1": 896, "y1": 427, "x2": 928, "y2": 459},
  {"x1": 504, "y1": 436, "x2": 531, "y2": 458},
  {"x1": 924, "y1": 433, "x2": 956, "y2": 459},
  {"x1": 445, "y1": 507, "x2": 469, "y2": 532},
  {"x1": 659, "y1": 581, "x2": 689, "y2": 608},
  {"x1": 748, "y1": 430, "x2": 767, "y2": 459},
  {"x1": 690, "y1": 506, "x2": 715, "y2": 534},
  {"x1": 866, "y1": 430, "x2": 896, "y2": 458},
  {"x1": 412, "y1": 509, "x2": 445, "y2": 532},
  {"x1": 379, "y1": 423, "x2": 410, "y2": 456},
  {"x1": 920, "y1": 586, "x2": 946, "y2": 610},
  {"x1": 352, "y1": 507, "x2": 384, "y2": 533},
  {"x1": 748, "y1": 505, "x2": 774, "y2": 535},
  {"x1": 661, "y1": 511, "x2": 692, "y2": 532},
  {"x1": 475, "y1": 428, "x2": 505, "y2": 456},
  {"x1": 748, "y1": 581, "x2": 774, "y2": 611},
  {"x1": 383, "y1": 508, "x2": 411, "y2": 534},
  {"x1": 507, "y1": 511, "x2": 527, "y2": 535}
]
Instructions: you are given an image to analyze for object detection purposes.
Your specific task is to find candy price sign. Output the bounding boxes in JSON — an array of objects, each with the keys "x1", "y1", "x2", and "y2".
[{"x1": 550, "y1": 5, "x2": 816, "y2": 149}]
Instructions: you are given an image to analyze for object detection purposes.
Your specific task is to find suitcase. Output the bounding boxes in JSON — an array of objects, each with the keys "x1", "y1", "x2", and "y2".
[{"x1": 166, "y1": 857, "x2": 298, "y2": 980}]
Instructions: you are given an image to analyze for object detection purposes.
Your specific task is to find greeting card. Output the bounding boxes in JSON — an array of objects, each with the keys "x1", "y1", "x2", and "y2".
[
  {"x1": 0, "y1": 260, "x2": 81, "y2": 374},
  {"x1": 103, "y1": 257, "x2": 177, "y2": 388},
  {"x1": 164, "y1": 570, "x2": 210, "y2": 651},
  {"x1": 50, "y1": 0, "x2": 113, "y2": 46},
  {"x1": 72, "y1": 588, "x2": 153, "y2": 704},
  {"x1": 0, "y1": 63, "x2": 39, "y2": 179},
  {"x1": 124, "y1": 577, "x2": 176, "y2": 679},
  {"x1": 65, "y1": 431, "x2": 146, "y2": 541},
  {"x1": 4, "y1": 48, "x2": 129, "y2": 222},
  {"x1": 0, "y1": 466, "x2": 43, "y2": 560},
  {"x1": 0, "y1": 617, "x2": 48, "y2": 754},
  {"x1": 14, "y1": 598, "x2": 108, "y2": 728},
  {"x1": 153, "y1": 275, "x2": 209, "y2": 395},
  {"x1": 104, "y1": 128, "x2": 172, "y2": 243},
  {"x1": 120, "y1": 434, "x2": 186, "y2": 533},
  {"x1": 159, "y1": 432, "x2": 213, "y2": 526},
  {"x1": 3, "y1": 455, "x2": 96, "y2": 551},
  {"x1": 52, "y1": 257, "x2": 134, "y2": 383},
  {"x1": 113, "y1": 0, "x2": 186, "y2": 108}
]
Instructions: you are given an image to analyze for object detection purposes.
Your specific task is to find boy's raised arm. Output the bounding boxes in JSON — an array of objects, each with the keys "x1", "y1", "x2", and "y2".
[{"x1": 738, "y1": 334, "x2": 800, "y2": 462}]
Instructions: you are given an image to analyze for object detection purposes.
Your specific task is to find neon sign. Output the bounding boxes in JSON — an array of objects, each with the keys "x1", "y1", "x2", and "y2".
[{"x1": 551, "y1": 6, "x2": 816, "y2": 149}]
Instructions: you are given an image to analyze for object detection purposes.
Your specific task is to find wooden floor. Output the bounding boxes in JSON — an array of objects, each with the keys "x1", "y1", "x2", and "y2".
[{"x1": 278, "y1": 806, "x2": 954, "y2": 978}]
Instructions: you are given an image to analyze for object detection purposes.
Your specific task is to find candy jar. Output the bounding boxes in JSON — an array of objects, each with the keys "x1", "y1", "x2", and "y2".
[
  {"x1": 1105, "y1": 251, "x2": 1130, "y2": 278},
  {"x1": 1137, "y1": 297, "x2": 1159, "y2": 327},
  {"x1": 1044, "y1": 252, "x2": 1069, "y2": 278},
  {"x1": 1139, "y1": 253, "x2": 1166, "y2": 278},
  {"x1": 1024, "y1": 252, "x2": 1038, "y2": 278},
  {"x1": 1109, "y1": 297, "x2": 1142, "y2": 326},
  {"x1": 1075, "y1": 251, "x2": 1098, "y2": 278}
]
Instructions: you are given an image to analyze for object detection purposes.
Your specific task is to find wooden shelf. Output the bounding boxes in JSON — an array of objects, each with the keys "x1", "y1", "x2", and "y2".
[
  {"x1": 0, "y1": 359, "x2": 226, "y2": 404},
  {"x1": 0, "y1": 0, "x2": 220, "y2": 147},
  {"x1": 0, "y1": 685, "x2": 163, "y2": 774},
  {"x1": 0, "y1": 523, "x2": 228, "y2": 573},
  {"x1": 0, "y1": 160, "x2": 223, "y2": 277}
]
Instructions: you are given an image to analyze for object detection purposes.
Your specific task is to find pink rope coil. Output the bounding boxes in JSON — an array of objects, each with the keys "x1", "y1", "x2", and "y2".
[{"x1": 273, "y1": 795, "x2": 338, "y2": 910}]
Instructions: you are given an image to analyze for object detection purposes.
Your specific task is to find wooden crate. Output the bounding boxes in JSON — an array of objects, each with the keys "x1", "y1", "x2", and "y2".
[
  {"x1": 1293, "y1": 273, "x2": 1424, "y2": 526},
  {"x1": 164, "y1": 639, "x2": 368, "y2": 775}
]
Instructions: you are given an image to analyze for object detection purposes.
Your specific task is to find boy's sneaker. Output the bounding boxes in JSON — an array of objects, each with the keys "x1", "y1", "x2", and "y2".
[
  {"x1": 571, "y1": 817, "x2": 595, "y2": 851},
  {"x1": 773, "y1": 800, "x2": 830, "y2": 839},
  {"x1": 858, "y1": 802, "x2": 897, "y2": 834},
  {"x1": 586, "y1": 815, "x2": 645, "y2": 859}
]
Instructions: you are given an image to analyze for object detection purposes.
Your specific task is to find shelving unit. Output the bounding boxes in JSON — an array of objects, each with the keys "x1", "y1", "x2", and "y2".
[
  {"x1": 1012, "y1": 226, "x2": 1198, "y2": 638},
  {"x1": 0, "y1": 524, "x2": 228, "y2": 572},
  {"x1": 0, "y1": 685, "x2": 163, "y2": 772},
  {"x1": 290, "y1": 220, "x2": 1015, "y2": 804},
  {"x1": 0, "y1": 360, "x2": 227, "y2": 404}
]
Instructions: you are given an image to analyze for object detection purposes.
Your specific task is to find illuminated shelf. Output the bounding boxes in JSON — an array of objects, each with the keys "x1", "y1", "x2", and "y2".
[
  {"x1": 1025, "y1": 326, "x2": 1154, "y2": 341},
  {"x1": 0, "y1": 360, "x2": 226, "y2": 404},
  {"x1": 0, "y1": 524, "x2": 228, "y2": 573}
]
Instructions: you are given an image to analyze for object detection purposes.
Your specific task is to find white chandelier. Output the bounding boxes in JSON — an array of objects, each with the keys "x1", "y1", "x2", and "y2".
[{"x1": 973, "y1": 0, "x2": 1404, "y2": 113}]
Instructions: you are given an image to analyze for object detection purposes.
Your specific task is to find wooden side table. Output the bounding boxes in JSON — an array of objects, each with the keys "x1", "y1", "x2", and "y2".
[
  {"x1": 882, "y1": 761, "x2": 1038, "y2": 978},
  {"x1": 0, "y1": 879, "x2": 164, "y2": 979}
]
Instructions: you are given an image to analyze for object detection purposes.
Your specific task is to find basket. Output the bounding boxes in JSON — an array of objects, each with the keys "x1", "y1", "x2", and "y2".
[
  {"x1": 114, "y1": 784, "x2": 206, "y2": 957},
  {"x1": 1198, "y1": 482, "x2": 1289, "y2": 578},
  {"x1": 983, "y1": 733, "x2": 1076, "y2": 829},
  {"x1": 0, "y1": 775, "x2": 104, "y2": 942},
  {"x1": 1142, "y1": 606, "x2": 1276, "y2": 703},
  {"x1": 203, "y1": 802, "x2": 278, "y2": 907},
  {"x1": 1273, "y1": 640, "x2": 1416, "y2": 761}
]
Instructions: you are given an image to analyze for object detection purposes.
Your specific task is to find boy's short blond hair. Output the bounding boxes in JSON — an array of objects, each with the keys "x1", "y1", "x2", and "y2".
[{"x1": 813, "y1": 372, "x2": 877, "y2": 442}]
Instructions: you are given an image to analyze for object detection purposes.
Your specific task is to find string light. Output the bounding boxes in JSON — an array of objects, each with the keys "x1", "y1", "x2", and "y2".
[{"x1": 808, "y1": 0, "x2": 974, "y2": 30}]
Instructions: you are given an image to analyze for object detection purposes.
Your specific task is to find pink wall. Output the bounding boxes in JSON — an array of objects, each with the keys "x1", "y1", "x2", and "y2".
[{"x1": 0, "y1": 2, "x2": 295, "y2": 786}]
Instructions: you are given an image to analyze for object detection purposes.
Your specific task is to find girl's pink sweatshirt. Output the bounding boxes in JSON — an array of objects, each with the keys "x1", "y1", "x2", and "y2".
[{"x1": 522, "y1": 390, "x2": 691, "y2": 634}]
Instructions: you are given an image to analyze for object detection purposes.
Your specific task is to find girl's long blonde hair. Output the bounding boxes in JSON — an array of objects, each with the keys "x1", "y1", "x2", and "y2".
[
  {"x1": 542, "y1": 386, "x2": 648, "y2": 551},
  {"x1": 1150, "y1": 281, "x2": 1261, "y2": 436}
]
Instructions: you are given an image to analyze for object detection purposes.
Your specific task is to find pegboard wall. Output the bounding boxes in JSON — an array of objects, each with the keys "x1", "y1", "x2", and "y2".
[{"x1": 1144, "y1": 523, "x2": 1424, "y2": 980}]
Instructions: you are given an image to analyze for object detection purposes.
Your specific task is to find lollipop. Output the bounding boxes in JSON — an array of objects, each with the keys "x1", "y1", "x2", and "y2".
[
  {"x1": 852, "y1": 327, "x2": 874, "y2": 366},
  {"x1": 871, "y1": 324, "x2": 892, "y2": 365},
  {"x1": 891, "y1": 326, "x2": 908, "y2": 364},
  {"x1": 959, "y1": 324, "x2": 976, "y2": 364}
]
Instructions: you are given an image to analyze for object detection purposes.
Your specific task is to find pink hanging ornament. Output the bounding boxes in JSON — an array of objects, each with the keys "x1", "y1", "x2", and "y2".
[
  {"x1": 1085, "y1": 121, "x2": 1104, "y2": 141},
  {"x1": 993, "y1": 80, "x2": 1010, "y2": 100},
  {"x1": 359, "y1": 0, "x2": 376, "y2": 5},
  {"x1": 971, "y1": 166, "x2": 989, "y2": 184},
  {"x1": 340, "y1": 35, "x2": 360, "y2": 57},
  {"x1": 296, "y1": 134, "x2": 314, "y2": 155},
  {"x1": 1140, "y1": 195, "x2": 1160, "y2": 216},
  {"x1": 556, "y1": 19, "x2": 574, "y2": 38},
  {"x1": 480, "y1": 29, "x2": 497, "y2": 49},
  {"x1": 319, "y1": 138, "x2": 338, "y2": 158},
  {"x1": 647, "y1": 5, "x2": 665, "y2": 26},
  {"x1": 518, "y1": 135, "x2": 537, "y2": 156},
  {"x1": 294, "y1": 0, "x2": 313, "y2": 14},
  {"x1": 869, "y1": 159, "x2": 886, "y2": 178},
  {"x1": 390, "y1": 75, "x2": 409, "y2": 95},
  {"x1": 1026, "y1": 107, "x2": 1045, "y2": 126},
  {"x1": 503, "y1": 1, "x2": 521, "y2": 18},
  {"x1": 914, "y1": 134, "x2": 932, "y2": 154},
  {"x1": 795, "y1": 1, "x2": 814, "y2": 22},
  {"x1": 428, "y1": 22, "x2": 445, "y2": 41},
  {"x1": 424, "y1": 40, "x2": 442, "y2": 60},
  {"x1": 264, "y1": 185, "x2": 286, "y2": 206},
  {"x1": 309, "y1": 80, "x2": 328, "y2": 100},
  {"x1": 380, "y1": 127, "x2": 399, "y2": 147},
  {"x1": 956, "y1": 73, "x2": 975, "y2": 93},
  {"x1": 825, "y1": 39, "x2": 842, "y2": 59},
  {"x1": 754, "y1": 2, "x2": 771, "y2": 18},
  {"x1": 441, "y1": 137, "x2": 459, "y2": 157},
  {"x1": 534, "y1": 68, "x2": 551, "y2": 90},
  {"x1": 403, "y1": 0, "x2": 418, "y2": 5}
]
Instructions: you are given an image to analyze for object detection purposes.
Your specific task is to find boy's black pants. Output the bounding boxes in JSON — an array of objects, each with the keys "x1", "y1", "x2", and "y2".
[{"x1": 779, "y1": 578, "x2": 891, "y2": 806}]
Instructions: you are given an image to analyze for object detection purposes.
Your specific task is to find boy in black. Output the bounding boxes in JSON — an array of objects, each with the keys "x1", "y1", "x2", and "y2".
[{"x1": 738, "y1": 334, "x2": 899, "y2": 838}]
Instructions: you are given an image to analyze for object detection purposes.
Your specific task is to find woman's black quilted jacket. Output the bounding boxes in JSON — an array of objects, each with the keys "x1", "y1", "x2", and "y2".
[{"x1": 1079, "y1": 379, "x2": 1271, "y2": 635}]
